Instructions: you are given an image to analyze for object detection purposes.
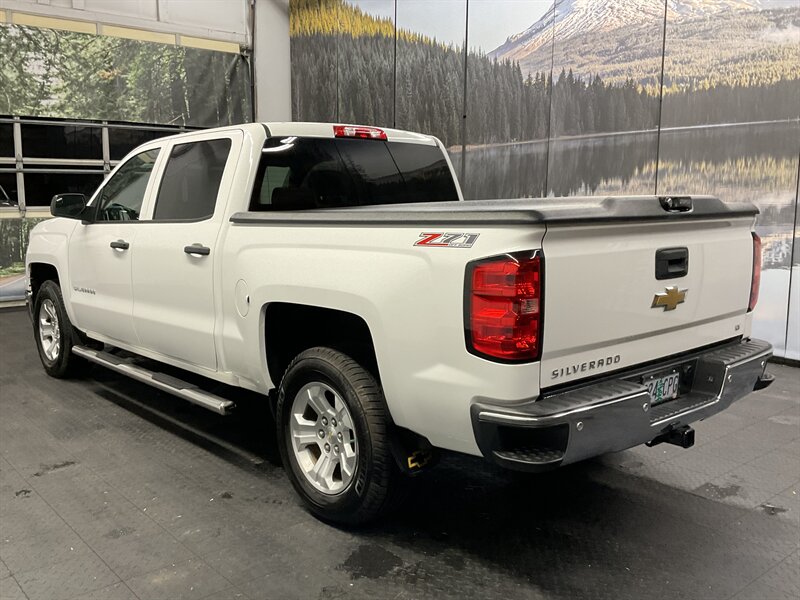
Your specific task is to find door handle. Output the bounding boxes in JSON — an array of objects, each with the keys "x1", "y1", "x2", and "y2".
[
  {"x1": 110, "y1": 240, "x2": 130, "y2": 251},
  {"x1": 184, "y1": 244, "x2": 210, "y2": 257}
]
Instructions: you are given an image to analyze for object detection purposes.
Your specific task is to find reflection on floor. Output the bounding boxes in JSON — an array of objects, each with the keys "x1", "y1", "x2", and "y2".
[
  {"x1": 0, "y1": 308, "x2": 797, "y2": 600},
  {"x1": 0, "y1": 275, "x2": 25, "y2": 302}
]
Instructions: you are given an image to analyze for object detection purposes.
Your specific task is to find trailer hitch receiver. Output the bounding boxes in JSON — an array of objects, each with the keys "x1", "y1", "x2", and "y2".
[{"x1": 647, "y1": 424, "x2": 695, "y2": 449}]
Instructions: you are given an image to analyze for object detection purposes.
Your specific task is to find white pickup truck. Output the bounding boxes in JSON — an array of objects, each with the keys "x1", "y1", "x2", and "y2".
[{"x1": 26, "y1": 122, "x2": 774, "y2": 524}]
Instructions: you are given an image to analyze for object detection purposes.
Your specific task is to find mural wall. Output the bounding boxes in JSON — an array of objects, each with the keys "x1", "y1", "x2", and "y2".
[
  {"x1": 0, "y1": 24, "x2": 252, "y2": 127},
  {"x1": 0, "y1": 20, "x2": 254, "y2": 302},
  {"x1": 290, "y1": 0, "x2": 800, "y2": 359}
]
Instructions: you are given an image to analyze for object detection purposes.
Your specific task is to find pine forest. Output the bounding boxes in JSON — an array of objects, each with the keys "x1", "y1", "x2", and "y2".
[{"x1": 290, "y1": 0, "x2": 800, "y2": 148}]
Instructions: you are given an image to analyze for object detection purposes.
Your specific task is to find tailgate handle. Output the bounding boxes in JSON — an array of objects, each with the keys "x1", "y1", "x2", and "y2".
[
  {"x1": 659, "y1": 196, "x2": 692, "y2": 212},
  {"x1": 655, "y1": 247, "x2": 689, "y2": 280}
]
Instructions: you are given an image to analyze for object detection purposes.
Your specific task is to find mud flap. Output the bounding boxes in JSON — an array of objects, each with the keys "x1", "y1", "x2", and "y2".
[{"x1": 389, "y1": 426, "x2": 438, "y2": 476}]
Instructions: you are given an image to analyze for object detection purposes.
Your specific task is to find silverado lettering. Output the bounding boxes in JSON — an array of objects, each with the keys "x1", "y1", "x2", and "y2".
[{"x1": 551, "y1": 354, "x2": 622, "y2": 380}]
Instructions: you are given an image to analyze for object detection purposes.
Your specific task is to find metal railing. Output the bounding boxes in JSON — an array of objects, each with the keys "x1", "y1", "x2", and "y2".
[{"x1": 0, "y1": 115, "x2": 200, "y2": 216}]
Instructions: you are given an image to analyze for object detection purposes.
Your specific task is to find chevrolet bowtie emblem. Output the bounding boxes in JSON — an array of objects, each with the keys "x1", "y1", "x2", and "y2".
[{"x1": 652, "y1": 286, "x2": 687, "y2": 311}]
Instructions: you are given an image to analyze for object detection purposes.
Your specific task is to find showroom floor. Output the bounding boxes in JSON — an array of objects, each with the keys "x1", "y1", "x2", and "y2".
[{"x1": 1, "y1": 308, "x2": 798, "y2": 600}]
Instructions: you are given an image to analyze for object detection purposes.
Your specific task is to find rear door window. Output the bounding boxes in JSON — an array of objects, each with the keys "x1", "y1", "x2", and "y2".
[
  {"x1": 250, "y1": 137, "x2": 458, "y2": 211},
  {"x1": 152, "y1": 138, "x2": 231, "y2": 221}
]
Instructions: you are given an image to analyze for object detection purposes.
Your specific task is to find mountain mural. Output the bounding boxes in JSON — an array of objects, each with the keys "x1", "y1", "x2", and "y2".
[
  {"x1": 492, "y1": 0, "x2": 763, "y2": 61},
  {"x1": 491, "y1": 0, "x2": 799, "y2": 88},
  {"x1": 291, "y1": 0, "x2": 798, "y2": 146},
  {"x1": 287, "y1": 0, "x2": 799, "y2": 358}
]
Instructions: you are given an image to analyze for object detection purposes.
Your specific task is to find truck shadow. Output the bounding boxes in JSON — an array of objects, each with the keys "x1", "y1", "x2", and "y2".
[
  {"x1": 372, "y1": 455, "x2": 781, "y2": 599},
  {"x1": 86, "y1": 364, "x2": 787, "y2": 600},
  {"x1": 89, "y1": 364, "x2": 284, "y2": 471}
]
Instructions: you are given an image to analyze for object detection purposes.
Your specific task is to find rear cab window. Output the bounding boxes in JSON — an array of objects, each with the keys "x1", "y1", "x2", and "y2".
[{"x1": 250, "y1": 137, "x2": 458, "y2": 211}]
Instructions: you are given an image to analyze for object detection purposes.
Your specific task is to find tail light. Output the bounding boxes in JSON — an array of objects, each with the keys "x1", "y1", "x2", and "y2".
[
  {"x1": 333, "y1": 125, "x2": 387, "y2": 140},
  {"x1": 465, "y1": 251, "x2": 543, "y2": 362},
  {"x1": 749, "y1": 232, "x2": 761, "y2": 312}
]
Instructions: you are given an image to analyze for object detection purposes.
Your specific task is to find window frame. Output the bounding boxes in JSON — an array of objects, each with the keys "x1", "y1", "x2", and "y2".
[
  {"x1": 87, "y1": 144, "x2": 165, "y2": 224},
  {"x1": 91, "y1": 148, "x2": 162, "y2": 222}
]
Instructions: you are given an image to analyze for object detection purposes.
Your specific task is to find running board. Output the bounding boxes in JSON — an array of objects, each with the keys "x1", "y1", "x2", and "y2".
[{"x1": 72, "y1": 346, "x2": 235, "y2": 415}]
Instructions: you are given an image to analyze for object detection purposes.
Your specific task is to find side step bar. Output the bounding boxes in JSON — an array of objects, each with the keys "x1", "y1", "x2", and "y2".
[{"x1": 73, "y1": 346, "x2": 235, "y2": 415}]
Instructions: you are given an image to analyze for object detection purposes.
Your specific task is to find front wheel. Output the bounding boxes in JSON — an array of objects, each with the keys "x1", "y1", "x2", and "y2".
[
  {"x1": 33, "y1": 280, "x2": 84, "y2": 378},
  {"x1": 276, "y1": 347, "x2": 405, "y2": 525}
]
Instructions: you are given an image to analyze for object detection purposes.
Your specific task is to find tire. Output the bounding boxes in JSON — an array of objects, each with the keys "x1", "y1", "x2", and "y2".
[
  {"x1": 276, "y1": 347, "x2": 405, "y2": 525},
  {"x1": 33, "y1": 280, "x2": 85, "y2": 378}
]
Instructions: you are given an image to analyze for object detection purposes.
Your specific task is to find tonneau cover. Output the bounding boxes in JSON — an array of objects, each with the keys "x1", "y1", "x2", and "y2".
[{"x1": 230, "y1": 196, "x2": 757, "y2": 226}]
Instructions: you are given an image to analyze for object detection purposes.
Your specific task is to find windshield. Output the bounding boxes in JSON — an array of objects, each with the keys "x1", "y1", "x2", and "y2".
[{"x1": 250, "y1": 137, "x2": 459, "y2": 210}]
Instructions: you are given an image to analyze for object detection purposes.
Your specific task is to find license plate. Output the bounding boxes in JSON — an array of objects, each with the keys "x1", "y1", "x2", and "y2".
[{"x1": 645, "y1": 371, "x2": 681, "y2": 405}]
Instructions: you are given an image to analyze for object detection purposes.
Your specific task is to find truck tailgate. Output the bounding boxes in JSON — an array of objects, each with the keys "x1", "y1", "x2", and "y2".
[{"x1": 540, "y1": 212, "x2": 755, "y2": 387}]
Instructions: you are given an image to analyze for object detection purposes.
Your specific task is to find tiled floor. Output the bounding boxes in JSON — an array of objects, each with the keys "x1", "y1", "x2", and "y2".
[{"x1": 1, "y1": 308, "x2": 798, "y2": 599}]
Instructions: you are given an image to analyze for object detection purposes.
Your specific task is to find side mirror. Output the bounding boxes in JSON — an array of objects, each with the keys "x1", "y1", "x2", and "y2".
[{"x1": 50, "y1": 193, "x2": 87, "y2": 219}]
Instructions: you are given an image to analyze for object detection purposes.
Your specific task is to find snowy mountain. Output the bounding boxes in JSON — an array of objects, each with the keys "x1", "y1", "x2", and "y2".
[{"x1": 490, "y1": 0, "x2": 763, "y2": 61}]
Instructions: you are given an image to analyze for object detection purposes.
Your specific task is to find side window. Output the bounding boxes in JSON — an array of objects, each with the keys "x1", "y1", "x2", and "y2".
[
  {"x1": 152, "y1": 139, "x2": 232, "y2": 221},
  {"x1": 95, "y1": 148, "x2": 160, "y2": 221}
]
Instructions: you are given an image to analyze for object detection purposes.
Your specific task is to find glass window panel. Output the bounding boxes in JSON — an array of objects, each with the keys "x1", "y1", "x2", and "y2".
[
  {"x1": 0, "y1": 124, "x2": 13, "y2": 157},
  {"x1": 251, "y1": 137, "x2": 347, "y2": 210},
  {"x1": 461, "y1": 142, "x2": 550, "y2": 200},
  {"x1": 395, "y1": 0, "x2": 466, "y2": 149},
  {"x1": 23, "y1": 164, "x2": 101, "y2": 171},
  {"x1": 153, "y1": 139, "x2": 231, "y2": 221},
  {"x1": 21, "y1": 124, "x2": 102, "y2": 159},
  {"x1": 256, "y1": 166, "x2": 291, "y2": 207},
  {"x1": 464, "y1": 1, "x2": 553, "y2": 199},
  {"x1": 545, "y1": 0, "x2": 664, "y2": 197},
  {"x1": 0, "y1": 173, "x2": 18, "y2": 207},
  {"x1": 96, "y1": 149, "x2": 161, "y2": 221},
  {"x1": 382, "y1": 140, "x2": 459, "y2": 203},
  {"x1": 787, "y1": 188, "x2": 800, "y2": 360},
  {"x1": 290, "y1": 0, "x2": 337, "y2": 122},
  {"x1": 657, "y1": 1, "x2": 800, "y2": 358},
  {"x1": 337, "y1": 1, "x2": 395, "y2": 127},
  {"x1": 250, "y1": 137, "x2": 458, "y2": 210},
  {"x1": 22, "y1": 172, "x2": 105, "y2": 207}
]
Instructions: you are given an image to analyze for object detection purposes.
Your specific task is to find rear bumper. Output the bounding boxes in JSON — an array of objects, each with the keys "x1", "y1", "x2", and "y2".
[{"x1": 471, "y1": 338, "x2": 773, "y2": 472}]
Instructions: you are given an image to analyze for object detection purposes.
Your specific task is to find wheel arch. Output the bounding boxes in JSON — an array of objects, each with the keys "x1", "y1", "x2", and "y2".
[
  {"x1": 28, "y1": 262, "x2": 60, "y2": 302},
  {"x1": 263, "y1": 302, "x2": 380, "y2": 389}
]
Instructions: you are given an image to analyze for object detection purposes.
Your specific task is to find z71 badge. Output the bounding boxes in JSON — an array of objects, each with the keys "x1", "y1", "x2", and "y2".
[{"x1": 414, "y1": 232, "x2": 479, "y2": 248}]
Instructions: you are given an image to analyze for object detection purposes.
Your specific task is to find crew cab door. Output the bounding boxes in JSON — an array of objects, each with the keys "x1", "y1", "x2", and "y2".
[
  {"x1": 131, "y1": 131, "x2": 239, "y2": 370},
  {"x1": 68, "y1": 147, "x2": 162, "y2": 344}
]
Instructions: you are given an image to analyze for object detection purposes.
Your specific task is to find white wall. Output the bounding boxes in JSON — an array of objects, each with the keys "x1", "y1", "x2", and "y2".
[{"x1": 253, "y1": 0, "x2": 291, "y2": 121}]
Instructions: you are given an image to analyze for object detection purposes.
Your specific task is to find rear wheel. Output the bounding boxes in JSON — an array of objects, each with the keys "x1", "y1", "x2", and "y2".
[
  {"x1": 33, "y1": 280, "x2": 84, "y2": 378},
  {"x1": 276, "y1": 347, "x2": 404, "y2": 525}
]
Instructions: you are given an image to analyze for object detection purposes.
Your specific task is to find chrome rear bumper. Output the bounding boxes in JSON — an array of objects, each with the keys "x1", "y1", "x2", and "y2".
[{"x1": 471, "y1": 339, "x2": 773, "y2": 472}]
